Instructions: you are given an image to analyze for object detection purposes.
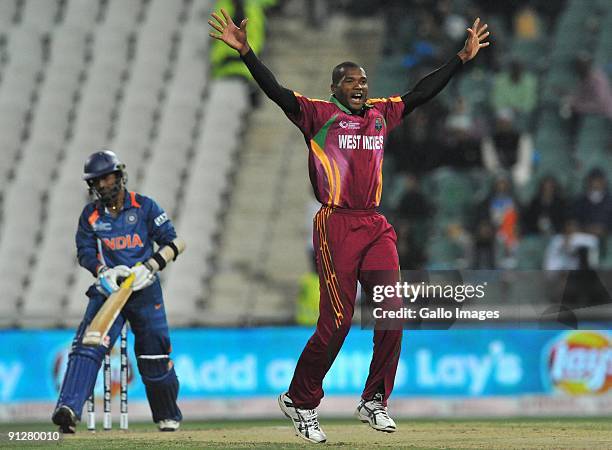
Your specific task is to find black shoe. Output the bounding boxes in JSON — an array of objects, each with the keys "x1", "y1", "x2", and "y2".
[{"x1": 52, "y1": 405, "x2": 77, "y2": 434}]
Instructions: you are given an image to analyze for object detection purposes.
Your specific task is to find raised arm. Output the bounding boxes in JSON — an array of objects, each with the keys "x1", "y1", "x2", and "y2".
[
  {"x1": 208, "y1": 9, "x2": 299, "y2": 115},
  {"x1": 402, "y1": 18, "x2": 490, "y2": 115}
]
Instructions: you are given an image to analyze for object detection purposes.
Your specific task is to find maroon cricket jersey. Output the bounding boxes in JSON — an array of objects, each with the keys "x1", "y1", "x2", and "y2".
[{"x1": 286, "y1": 94, "x2": 405, "y2": 210}]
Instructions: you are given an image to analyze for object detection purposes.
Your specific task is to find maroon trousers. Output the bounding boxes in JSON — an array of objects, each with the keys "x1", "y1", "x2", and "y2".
[{"x1": 288, "y1": 206, "x2": 403, "y2": 409}]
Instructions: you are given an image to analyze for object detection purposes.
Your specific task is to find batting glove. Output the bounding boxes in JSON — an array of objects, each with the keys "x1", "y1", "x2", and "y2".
[
  {"x1": 131, "y1": 263, "x2": 155, "y2": 291},
  {"x1": 95, "y1": 265, "x2": 132, "y2": 296}
]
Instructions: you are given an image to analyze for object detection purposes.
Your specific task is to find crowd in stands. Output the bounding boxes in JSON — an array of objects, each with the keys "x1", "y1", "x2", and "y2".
[
  {"x1": 377, "y1": 0, "x2": 612, "y2": 271},
  {"x1": 217, "y1": 0, "x2": 612, "y2": 323}
]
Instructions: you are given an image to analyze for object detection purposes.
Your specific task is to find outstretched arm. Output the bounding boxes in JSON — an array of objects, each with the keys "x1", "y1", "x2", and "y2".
[
  {"x1": 209, "y1": 9, "x2": 299, "y2": 115},
  {"x1": 402, "y1": 18, "x2": 490, "y2": 115}
]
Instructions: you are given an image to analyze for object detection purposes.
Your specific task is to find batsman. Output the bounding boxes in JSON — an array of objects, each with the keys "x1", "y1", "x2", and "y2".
[{"x1": 52, "y1": 150, "x2": 184, "y2": 433}]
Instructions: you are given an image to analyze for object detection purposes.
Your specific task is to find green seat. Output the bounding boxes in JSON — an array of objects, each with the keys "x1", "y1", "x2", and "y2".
[
  {"x1": 457, "y1": 69, "x2": 491, "y2": 110},
  {"x1": 545, "y1": 64, "x2": 578, "y2": 91},
  {"x1": 426, "y1": 236, "x2": 465, "y2": 270},
  {"x1": 516, "y1": 235, "x2": 548, "y2": 269},
  {"x1": 383, "y1": 19, "x2": 417, "y2": 55},
  {"x1": 426, "y1": 168, "x2": 475, "y2": 223},
  {"x1": 532, "y1": 145, "x2": 575, "y2": 194},
  {"x1": 534, "y1": 110, "x2": 571, "y2": 156},
  {"x1": 511, "y1": 39, "x2": 547, "y2": 70},
  {"x1": 595, "y1": 46, "x2": 612, "y2": 65},
  {"x1": 577, "y1": 151, "x2": 612, "y2": 179},
  {"x1": 534, "y1": 131, "x2": 571, "y2": 160},
  {"x1": 601, "y1": 238, "x2": 612, "y2": 269},
  {"x1": 376, "y1": 56, "x2": 408, "y2": 97},
  {"x1": 537, "y1": 110, "x2": 563, "y2": 131},
  {"x1": 576, "y1": 133, "x2": 609, "y2": 158},
  {"x1": 375, "y1": 74, "x2": 407, "y2": 98},
  {"x1": 540, "y1": 67, "x2": 577, "y2": 104}
]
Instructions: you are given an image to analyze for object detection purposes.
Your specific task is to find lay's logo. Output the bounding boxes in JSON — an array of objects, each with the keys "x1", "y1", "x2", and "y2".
[
  {"x1": 103, "y1": 234, "x2": 144, "y2": 251},
  {"x1": 545, "y1": 331, "x2": 612, "y2": 395}
]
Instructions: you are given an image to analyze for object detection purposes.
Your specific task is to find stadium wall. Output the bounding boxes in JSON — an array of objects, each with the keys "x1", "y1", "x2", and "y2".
[{"x1": 1, "y1": 328, "x2": 611, "y2": 422}]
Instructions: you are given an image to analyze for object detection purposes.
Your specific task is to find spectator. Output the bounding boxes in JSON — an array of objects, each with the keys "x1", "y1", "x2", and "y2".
[
  {"x1": 394, "y1": 173, "x2": 433, "y2": 269},
  {"x1": 565, "y1": 54, "x2": 612, "y2": 120},
  {"x1": 296, "y1": 272, "x2": 320, "y2": 325},
  {"x1": 305, "y1": 0, "x2": 328, "y2": 28},
  {"x1": 513, "y1": 6, "x2": 542, "y2": 41},
  {"x1": 543, "y1": 219, "x2": 602, "y2": 310},
  {"x1": 297, "y1": 197, "x2": 325, "y2": 326},
  {"x1": 544, "y1": 220, "x2": 599, "y2": 270},
  {"x1": 522, "y1": 175, "x2": 566, "y2": 236},
  {"x1": 491, "y1": 59, "x2": 538, "y2": 127},
  {"x1": 473, "y1": 218, "x2": 496, "y2": 269},
  {"x1": 481, "y1": 108, "x2": 533, "y2": 187},
  {"x1": 385, "y1": 101, "x2": 447, "y2": 174},
  {"x1": 436, "y1": 0, "x2": 469, "y2": 45},
  {"x1": 439, "y1": 97, "x2": 482, "y2": 168},
  {"x1": 475, "y1": 174, "x2": 520, "y2": 268},
  {"x1": 210, "y1": 0, "x2": 267, "y2": 106},
  {"x1": 473, "y1": 0, "x2": 520, "y2": 34},
  {"x1": 396, "y1": 173, "x2": 432, "y2": 221},
  {"x1": 446, "y1": 222, "x2": 473, "y2": 269},
  {"x1": 572, "y1": 168, "x2": 612, "y2": 242}
]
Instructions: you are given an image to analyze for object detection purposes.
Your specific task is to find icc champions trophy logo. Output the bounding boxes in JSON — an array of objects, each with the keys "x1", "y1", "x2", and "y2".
[
  {"x1": 545, "y1": 331, "x2": 612, "y2": 395},
  {"x1": 53, "y1": 343, "x2": 135, "y2": 396}
]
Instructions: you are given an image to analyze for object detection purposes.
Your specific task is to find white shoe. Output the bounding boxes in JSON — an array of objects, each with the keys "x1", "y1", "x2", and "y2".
[
  {"x1": 158, "y1": 419, "x2": 180, "y2": 432},
  {"x1": 278, "y1": 392, "x2": 327, "y2": 443},
  {"x1": 355, "y1": 393, "x2": 397, "y2": 432}
]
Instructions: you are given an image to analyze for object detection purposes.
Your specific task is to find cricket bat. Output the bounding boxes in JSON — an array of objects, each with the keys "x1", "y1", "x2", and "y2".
[
  {"x1": 82, "y1": 238, "x2": 186, "y2": 346},
  {"x1": 82, "y1": 274, "x2": 135, "y2": 346}
]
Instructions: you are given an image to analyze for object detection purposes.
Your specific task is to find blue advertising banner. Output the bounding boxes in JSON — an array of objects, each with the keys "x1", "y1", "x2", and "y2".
[{"x1": 0, "y1": 328, "x2": 610, "y2": 403}]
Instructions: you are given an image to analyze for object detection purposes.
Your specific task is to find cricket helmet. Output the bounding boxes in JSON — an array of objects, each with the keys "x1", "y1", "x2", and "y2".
[
  {"x1": 83, "y1": 150, "x2": 126, "y2": 181},
  {"x1": 83, "y1": 150, "x2": 128, "y2": 206}
]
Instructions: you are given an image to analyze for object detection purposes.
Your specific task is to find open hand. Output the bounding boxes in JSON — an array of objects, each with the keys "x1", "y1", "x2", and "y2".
[
  {"x1": 458, "y1": 18, "x2": 490, "y2": 63},
  {"x1": 208, "y1": 8, "x2": 250, "y2": 56}
]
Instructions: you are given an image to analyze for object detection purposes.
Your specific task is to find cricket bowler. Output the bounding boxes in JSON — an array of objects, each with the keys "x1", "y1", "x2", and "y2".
[{"x1": 210, "y1": 9, "x2": 490, "y2": 443}]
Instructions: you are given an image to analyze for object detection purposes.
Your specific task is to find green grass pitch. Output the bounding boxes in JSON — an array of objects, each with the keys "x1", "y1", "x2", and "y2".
[{"x1": 1, "y1": 418, "x2": 611, "y2": 449}]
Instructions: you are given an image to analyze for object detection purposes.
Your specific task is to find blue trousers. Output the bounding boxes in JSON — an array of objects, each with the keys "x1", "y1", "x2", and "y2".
[{"x1": 54, "y1": 280, "x2": 182, "y2": 422}]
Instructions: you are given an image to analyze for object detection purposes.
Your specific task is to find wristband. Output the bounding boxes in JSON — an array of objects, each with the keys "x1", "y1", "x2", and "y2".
[
  {"x1": 168, "y1": 241, "x2": 179, "y2": 261},
  {"x1": 152, "y1": 252, "x2": 167, "y2": 271}
]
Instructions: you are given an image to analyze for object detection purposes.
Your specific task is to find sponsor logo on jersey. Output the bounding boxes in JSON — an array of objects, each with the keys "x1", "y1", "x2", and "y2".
[
  {"x1": 338, "y1": 120, "x2": 360, "y2": 130},
  {"x1": 154, "y1": 212, "x2": 168, "y2": 227},
  {"x1": 102, "y1": 233, "x2": 144, "y2": 250},
  {"x1": 92, "y1": 221, "x2": 112, "y2": 232},
  {"x1": 545, "y1": 331, "x2": 611, "y2": 395},
  {"x1": 127, "y1": 212, "x2": 138, "y2": 224}
]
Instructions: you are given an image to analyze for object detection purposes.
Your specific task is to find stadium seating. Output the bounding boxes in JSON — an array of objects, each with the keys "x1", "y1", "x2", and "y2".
[
  {"x1": 0, "y1": 0, "x2": 246, "y2": 327},
  {"x1": 376, "y1": 0, "x2": 612, "y2": 276},
  {"x1": 159, "y1": 78, "x2": 250, "y2": 326},
  {"x1": 1, "y1": 0, "x2": 611, "y2": 327}
]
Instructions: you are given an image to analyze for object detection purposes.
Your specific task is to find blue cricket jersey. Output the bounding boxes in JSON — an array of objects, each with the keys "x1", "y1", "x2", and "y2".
[{"x1": 76, "y1": 191, "x2": 177, "y2": 277}]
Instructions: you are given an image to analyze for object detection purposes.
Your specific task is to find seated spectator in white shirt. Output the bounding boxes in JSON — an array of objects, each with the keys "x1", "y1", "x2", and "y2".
[{"x1": 544, "y1": 220, "x2": 599, "y2": 271}]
